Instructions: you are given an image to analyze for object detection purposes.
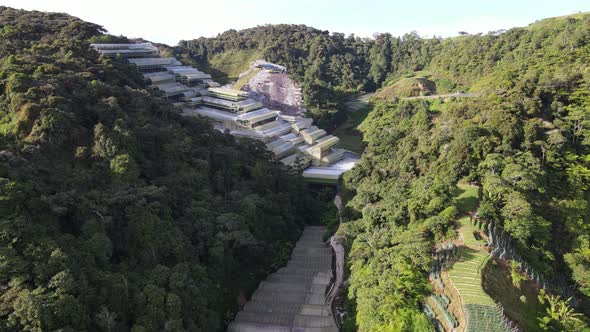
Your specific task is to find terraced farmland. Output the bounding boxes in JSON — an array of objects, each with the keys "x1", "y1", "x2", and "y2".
[
  {"x1": 458, "y1": 217, "x2": 487, "y2": 248},
  {"x1": 444, "y1": 184, "x2": 513, "y2": 332},
  {"x1": 449, "y1": 248, "x2": 494, "y2": 305}
]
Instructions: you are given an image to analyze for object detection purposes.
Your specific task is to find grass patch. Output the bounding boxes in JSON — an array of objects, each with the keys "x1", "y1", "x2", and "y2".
[
  {"x1": 375, "y1": 77, "x2": 436, "y2": 100},
  {"x1": 331, "y1": 93, "x2": 373, "y2": 154},
  {"x1": 459, "y1": 217, "x2": 487, "y2": 247},
  {"x1": 448, "y1": 247, "x2": 494, "y2": 306},
  {"x1": 452, "y1": 183, "x2": 479, "y2": 213},
  {"x1": 482, "y1": 258, "x2": 546, "y2": 331},
  {"x1": 209, "y1": 49, "x2": 262, "y2": 84},
  {"x1": 233, "y1": 68, "x2": 260, "y2": 90}
]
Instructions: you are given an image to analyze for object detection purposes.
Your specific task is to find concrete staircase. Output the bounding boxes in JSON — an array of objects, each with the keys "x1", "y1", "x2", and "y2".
[{"x1": 227, "y1": 226, "x2": 338, "y2": 332}]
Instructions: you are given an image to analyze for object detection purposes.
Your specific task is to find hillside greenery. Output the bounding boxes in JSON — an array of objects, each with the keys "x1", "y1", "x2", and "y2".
[
  {"x1": 177, "y1": 15, "x2": 590, "y2": 129},
  {"x1": 0, "y1": 6, "x2": 325, "y2": 332},
  {"x1": 2, "y1": 5, "x2": 590, "y2": 332},
  {"x1": 337, "y1": 13, "x2": 590, "y2": 331},
  {"x1": 177, "y1": 25, "x2": 437, "y2": 128}
]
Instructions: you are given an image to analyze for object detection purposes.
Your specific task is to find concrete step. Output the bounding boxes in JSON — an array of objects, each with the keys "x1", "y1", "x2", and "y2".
[
  {"x1": 227, "y1": 224, "x2": 336, "y2": 331},
  {"x1": 291, "y1": 247, "x2": 332, "y2": 256},
  {"x1": 287, "y1": 259, "x2": 332, "y2": 270},
  {"x1": 295, "y1": 242, "x2": 329, "y2": 249},
  {"x1": 243, "y1": 301, "x2": 331, "y2": 317},
  {"x1": 227, "y1": 321, "x2": 290, "y2": 332},
  {"x1": 257, "y1": 281, "x2": 310, "y2": 293},
  {"x1": 290, "y1": 254, "x2": 332, "y2": 263},
  {"x1": 251, "y1": 289, "x2": 307, "y2": 304},
  {"x1": 243, "y1": 301, "x2": 302, "y2": 315},
  {"x1": 234, "y1": 311, "x2": 294, "y2": 326},
  {"x1": 294, "y1": 314, "x2": 335, "y2": 328},
  {"x1": 257, "y1": 281, "x2": 328, "y2": 295},
  {"x1": 275, "y1": 267, "x2": 332, "y2": 278}
]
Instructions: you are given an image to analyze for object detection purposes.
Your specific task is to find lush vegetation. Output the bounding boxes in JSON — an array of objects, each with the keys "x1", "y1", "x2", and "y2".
[
  {"x1": 482, "y1": 259, "x2": 547, "y2": 331},
  {"x1": 339, "y1": 13, "x2": 590, "y2": 331},
  {"x1": 0, "y1": 7, "x2": 325, "y2": 331},
  {"x1": 3, "y1": 5, "x2": 590, "y2": 332},
  {"x1": 374, "y1": 76, "x2": 436, "y2": 100},
  {"x1": 178, "y1": 14, "x2": 590, "y2": 130},
  {"x1": 208, "y1": 49, "x2": 262, "y2": 84},
  {"x1": 177, "y1": 26, "x2": 438, "y2": 128},
  {"x1": 332, "y1": 93, "x2": 373, "y2": 154}
]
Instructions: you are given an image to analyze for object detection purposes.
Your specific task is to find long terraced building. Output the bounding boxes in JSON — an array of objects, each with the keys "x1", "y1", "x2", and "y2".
[
  {"x1": 227, "y1": 226, "x2": 338, "y2": 332},
  {"x1": 91, "y1": 42, "x2": 357, "y2": 184}
]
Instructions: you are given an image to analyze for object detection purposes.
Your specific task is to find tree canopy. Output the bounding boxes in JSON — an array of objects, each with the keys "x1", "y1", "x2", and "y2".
[{"x1": 0, "y1": 6, "x2": 325, "y2": 331}]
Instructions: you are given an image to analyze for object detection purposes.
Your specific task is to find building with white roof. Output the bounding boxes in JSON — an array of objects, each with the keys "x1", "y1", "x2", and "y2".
[{"x1": 90, "y1": 43, "x2": 159, "y2": 58}]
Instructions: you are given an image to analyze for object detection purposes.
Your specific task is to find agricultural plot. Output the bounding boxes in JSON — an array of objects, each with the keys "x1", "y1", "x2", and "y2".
[
  {"x1": 444, "y1": 183, "x2": 512, "y2": 331},
  {"x1": 428, "y1": 294, "x2": 457, "y2": 330},
  {"x1": 447, "y1": 249, "x2": 513, "y2": 331},
  {"x1": 464, "y1": 304, "x2": 515, "y2": 332},
  {"x1": 452, "y1": 183, "x2": 479, "y2": 213},
  {"x1": 459, "y1": 216, "x2": 487, "y2": 248},
  {"x1": 448, "y1": 248, "x2": 494, "y2": 306}
]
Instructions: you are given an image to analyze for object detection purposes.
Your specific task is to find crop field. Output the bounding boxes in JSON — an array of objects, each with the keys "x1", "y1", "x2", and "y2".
[
  {"x1": 447, "y1": 248, "x2": 514, "y2": 331},
  {"x1": 459, "y1": 217, "x2": 487, "y2": 247},
  {"x1": 448, "y1": 247, "x2": 494, "y2": 305}
]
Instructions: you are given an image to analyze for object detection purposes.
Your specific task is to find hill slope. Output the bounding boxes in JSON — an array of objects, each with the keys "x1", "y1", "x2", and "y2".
[
  {"x1": 375, "y1": 76, "x2": 436, "y2": 100},
  {"x1": 341, "y1": 14, "x2": 590, "y2": 328},
  {"x1": 178, "y1": 13, "x2": 590, "y2": 128},
  {"x1": 0, "y1": 6, "x2": 323, "y2": 331}
]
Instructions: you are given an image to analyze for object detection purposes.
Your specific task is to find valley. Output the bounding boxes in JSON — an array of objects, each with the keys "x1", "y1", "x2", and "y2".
[{"x1": 1, "y1": 5, "x2": 590, "y2": 332}]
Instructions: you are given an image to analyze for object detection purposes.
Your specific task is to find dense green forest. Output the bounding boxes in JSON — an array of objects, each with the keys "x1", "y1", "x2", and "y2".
[
  {"x1": 339, "y1": 14, "x2": 590, "y2": 332},
  {"x1": 0, "y1": 7, "x2": 326, "y2": 331},
  {"x1": 178, "y1": 15, "x2": 590, "y2": 331},
  {"x1": 177, "y1": 25, "x2": 440, "y2": 127},
  {"x1": 177, "y1": 15, "x2": 590, "y2": 128},
  {"x1": 3, "y1": 4, "x2": 590, "y2": 332}
]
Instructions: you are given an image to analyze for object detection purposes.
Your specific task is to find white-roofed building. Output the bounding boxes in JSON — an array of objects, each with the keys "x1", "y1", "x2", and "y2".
[
  {"x1": 128, "y1": 57, "x2": 182, "y2": 73},
  {"x1": 91, "y1": 42, "x2": 159, "y2": 58}
]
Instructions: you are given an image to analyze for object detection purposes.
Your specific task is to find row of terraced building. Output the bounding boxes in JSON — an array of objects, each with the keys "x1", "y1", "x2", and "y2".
[{"x1": 91, "y1": 42, "x2": 357, "y2": 184}]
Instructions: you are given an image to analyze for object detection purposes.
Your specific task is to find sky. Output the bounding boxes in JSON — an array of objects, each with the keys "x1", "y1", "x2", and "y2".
[{"x1": 3, "y1": 0, "x2": 590, "y2": 45}]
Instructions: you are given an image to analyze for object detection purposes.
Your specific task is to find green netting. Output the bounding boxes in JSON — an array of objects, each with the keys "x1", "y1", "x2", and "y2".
[{"x1": 464, "y1": 304, "x2": 514, "y2": 332}]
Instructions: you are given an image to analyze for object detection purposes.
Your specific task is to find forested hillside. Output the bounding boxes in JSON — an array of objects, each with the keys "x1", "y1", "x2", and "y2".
[
  {"x1": 339, "y1": 14, "x2": 590, "y2": 332},
  {"x1": 178, "y1": 20, "x2": 590, "y2": 330},
  {"x1": 3, "y1": 4, "x2": 590, "y2": 332},
  {"x1": 177, "y1": 25, "x2": 440, "y2": 127},
  {"x1": 178, "y1": 15, "x2": 590, "y2": 128},
  {"x1": 0, "y1": 7, "x2": 324, "y2": 331}
]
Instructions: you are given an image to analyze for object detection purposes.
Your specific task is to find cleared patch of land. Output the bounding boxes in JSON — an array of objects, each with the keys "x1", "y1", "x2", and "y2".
[
  {"x1": 453, "y1": 184, "x2": 480, "y2": 213},
  {"x1": 233, "y1": 68, "x2": 260, "y2": 90},
  {"x1": 331, "y1": 93, "x2": 373, "y2": 154},
  {"x1": 375, "y1": 77, "x2": 436, "y2": 100},
  {"x1": 449, "y1": 248, "x2": 494, "y2": 306},
  {"x1": 444, "y1": 184, "x2": 514, "y2": 332},
  {"x1": 242, "y1": 69, "x2": 306, "y2": 116},
  {"x1": 209, "y1": 49, "x2": 262, "y2": 83},
  {"x1": 404, "y1": 92, "x2": 479, "y2": 100}
]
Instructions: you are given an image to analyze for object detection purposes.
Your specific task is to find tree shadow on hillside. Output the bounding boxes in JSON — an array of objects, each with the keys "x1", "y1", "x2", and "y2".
[{"x1": 452, "y1": 186, "x2": 480, "y2": 213}]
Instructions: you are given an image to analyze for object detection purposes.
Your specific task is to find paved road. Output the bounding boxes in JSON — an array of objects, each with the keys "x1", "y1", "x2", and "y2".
[{"x1": 404, "y1": 92, "x2": 479, "y2": 100}]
